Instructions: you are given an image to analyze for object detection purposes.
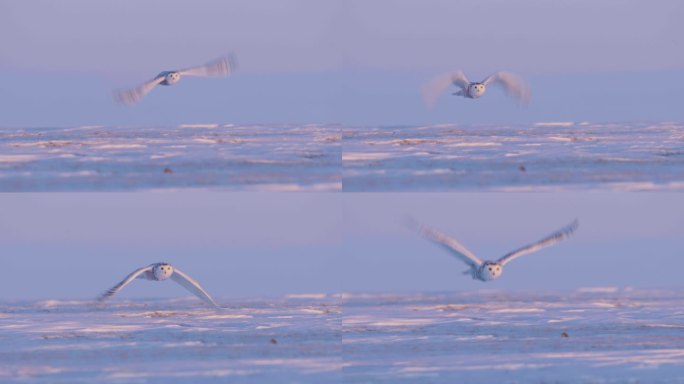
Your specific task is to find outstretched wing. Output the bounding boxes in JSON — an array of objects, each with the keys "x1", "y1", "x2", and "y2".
[
  {"x1": 114, "y1": 76, "x2": 164, "y2": 105},
  {"x1": 413, "y1": 221, "x2": 483, "y2": 268},
  {"x1": 422, "y1": 70, "x2": 470, "y2": 107},
  {"x1": 179, "y1": 54, "x2": 238, "y2": 77},
  {"x1": 497, "y1": 220, "x2": 578, "y2": 266},
  {"x1": 171, "y1": 268, "x2": 219, "y2": 308},
  {"x1": 97, "y1": 265, "x2": 153, "y2": 302},
  {"x1": 482, "y1": 71, "x2": 531, "y2": 105}
]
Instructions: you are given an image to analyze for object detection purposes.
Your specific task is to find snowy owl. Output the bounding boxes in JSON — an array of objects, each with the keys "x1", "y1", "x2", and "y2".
[
  {"x1": 412, "y1": 220, "x2": 578, "y2": 281},
  {"x1": 97, "y1": 262, "x2": 219, "y2": 307},
  {"x1": 114, "y1": 54, "x2": 238, "y2": 104},
  {"x1": 422, "y1": 70, "x2": 531, "y2": 106}
]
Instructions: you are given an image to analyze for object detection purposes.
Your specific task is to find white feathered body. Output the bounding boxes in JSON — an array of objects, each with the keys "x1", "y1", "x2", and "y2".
[
  {"x1": 414, "y1": 220, "x2": 578, "y2": 283},
  {"x1": 468, "y1": 261, "x2": 503, "y2": 281},
  {"x1": 159, "y1": 72, "x2": 181, "y2": 86},
  {"x1": 141, "y1": 262, "x2": 174, "y2": 281},
  {"x1": 465, "y1": 82, "x2": 486, "y2": 99},
  {"x1": 98, "y1": 262, "x2": 219, "y2": 307},
  {"x1": 114, "y1": 54, "x2": 237, "y2": 104},
  {"x1": 423, "y1": 70, "x2": 530, "y2": 106}
]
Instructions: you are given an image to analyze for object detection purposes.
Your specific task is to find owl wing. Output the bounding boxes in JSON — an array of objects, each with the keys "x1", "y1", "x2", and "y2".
[
  {"x1": 178, "y1": 54, "x2": 238, "y2": 77},
  {"x1": 413, "y1": 221, "x2": 483, "y2": 268},
  {"x1": 482, "y1": 71, "x2": 531, "y2": 105},
  {"x1": 497, "y1": 220, "x2": 578, "y2": 266},
  {"x1": 97, "y1": 265, "x2": 153, "y2": 302},
  {"x1": 422, "y1": 70, "x2": 470, "y2": 107},
  {"x1": 171, "y1": 268, "x2": 219, "y2": 308},
  {"x1": 114, "y1": 76, "x2": 165, "y2": 105}
]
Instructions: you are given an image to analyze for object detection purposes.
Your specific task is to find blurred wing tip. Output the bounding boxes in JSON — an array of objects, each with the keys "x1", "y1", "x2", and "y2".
[
  {"x1": 403, "y1": 216, "x2": 421, "y2": 231},
  {"x1": 517, "y1": 93, "x2": 532, "y2": 107},
  {"x1": 227, "y1": 52, "x2": 239, "y2": 72},
  {"x1": 421, "y1": 88, "x2": 439, "y2": 107},
  {"x1": 209, "y1": 53, "x2": 239, "y2": 76},
  {"x1": 113, "y1": 90, "x2": 140, "y2": 105},
  {"x1": 96, "y1": 290, "x2": 114, "y2": 302},
  {"x1": 421, "y1": 69, "x2": 469, "y2": 107}
]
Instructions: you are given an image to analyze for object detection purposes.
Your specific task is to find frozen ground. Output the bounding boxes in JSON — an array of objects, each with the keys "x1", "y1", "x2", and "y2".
[
  {"x1": 343, "y1": 121, "x2": 684, "y2": 191},
  {"x1": 0, "y1": 295, "x2": 341, "y2": 384},
  {"x1": 343, "y1": 288, "x2": 684, "y2": 383},
  {"x1": 0, "y1": 124, "x2": 341, "y2": 191}
]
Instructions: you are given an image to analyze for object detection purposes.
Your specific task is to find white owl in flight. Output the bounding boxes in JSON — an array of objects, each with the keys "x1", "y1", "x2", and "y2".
[
  {"x1": 114, "y1": 54, "x2": 237, "y2": 104},
  {"x1": 97, "y1": 262, "x2": 219, "y2": 307},
  {"x1": 412, "y1": 220, "x2": 578, "y2": 281},
  {"x1": 422, "y1": 70, "x2": 531, "y2": 106}
]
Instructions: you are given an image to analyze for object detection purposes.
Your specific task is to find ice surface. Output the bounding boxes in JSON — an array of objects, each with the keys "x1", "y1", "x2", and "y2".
[
  {"x1": 343, "y1": 122, "x2": 684, "y2": 191},
  {"x1": 3, "y1": 122, "x2": 683, "y2": 192},
  {"x1": 342, "y1": 289, "x2": 684, "y2": 383},
  {"x1": 2, "y1": 290, "x2": 683, "y2": 383},
  {"x1": 0, "y1": 124, "x2": 341, "y2": 191},
  {"x1": 0, "y1": 296, "x2": 341, "y2": 383}
]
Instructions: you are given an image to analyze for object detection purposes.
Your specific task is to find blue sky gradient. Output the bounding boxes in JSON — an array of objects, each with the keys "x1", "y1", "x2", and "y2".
[
  {"x1": 343, "y1": 192, "x2": 684, "y2": 293},
  {"x1": 2, "y1": 192, "x2": 682, "y2": 299},
  {"x1": 0, "y1": 193, "x2": 342, "y2": 299},
  {"x1": 1, "y1": 0, "x2": 682, "y2": 126}
]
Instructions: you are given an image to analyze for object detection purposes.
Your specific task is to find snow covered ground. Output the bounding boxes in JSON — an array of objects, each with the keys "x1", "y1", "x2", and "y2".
[
  {"x1": 4, "y1": 121, "x2": 684, "y2": 192},
  {"x1": 343, "y1": 121, "x2": 684, "y2": 191},
  {"x1": 343, "y1": 288, "x2": 684, "y2": 383},
  {"x1": 0, "y1": 295, "x2": 341, "y2": 383},
  {"x1": 2, "y1": 289, "x2": 683, "y2": 383},
  {"x1": 0, "y1": 124, "x2": 341, "y2": 191}
]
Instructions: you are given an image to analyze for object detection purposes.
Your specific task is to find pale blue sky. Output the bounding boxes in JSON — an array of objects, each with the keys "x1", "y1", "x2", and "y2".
[
  {"x1": 2, "y1": 193, "x2": 683, "y2": 299},
  {"x1": 0, "y1": 193, "x2": 342, "y2": 299},
  {"x1": 1, "y1": 0, "x2": 682, "y2": 126},
  {"x1": 343, "y1": 192, "x2": 684, "y2": 292}
]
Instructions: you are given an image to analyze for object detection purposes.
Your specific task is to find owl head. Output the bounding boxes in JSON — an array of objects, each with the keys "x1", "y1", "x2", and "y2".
[
  {"x1": 164, "y1": 72, "x2": 181, "y2": 85},
  {"x1": 153, "y1": 263, "x2": 174, "y2": 280},
  {"x1": 470, "y1": 83, "x2": 486, "y2": 98},
  {"x1": 481, "y1": 262, "x2": 502, "y2": 280}
]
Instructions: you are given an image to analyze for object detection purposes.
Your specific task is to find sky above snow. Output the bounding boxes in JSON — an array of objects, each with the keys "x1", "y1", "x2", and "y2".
[
  {"x1": 2, "y1": 192, "x2": 683, "y2": 299},
  {"x1": 1, "y1": 0, "x2": 683, "y2": 126}
]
